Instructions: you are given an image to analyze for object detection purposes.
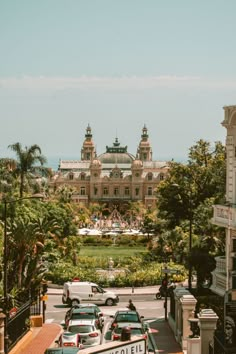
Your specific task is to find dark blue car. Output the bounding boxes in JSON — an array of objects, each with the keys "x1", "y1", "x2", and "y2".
[{"x1": 44, "y1": 348, "x2": 79, "y2": 354}]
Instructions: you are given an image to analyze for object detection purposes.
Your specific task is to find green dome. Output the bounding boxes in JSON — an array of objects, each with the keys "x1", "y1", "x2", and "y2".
[
  {"x1": 98, "y1": 152, "x2": 135, "y2": 164},
  {"x1": 98, "y1": 137, "x2": 135, "y2": 164}
]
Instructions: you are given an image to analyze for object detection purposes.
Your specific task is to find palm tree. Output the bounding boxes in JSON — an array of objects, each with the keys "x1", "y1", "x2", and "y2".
[{"x1": 8, "y1": 143, "x2": 47, "y2": 198}]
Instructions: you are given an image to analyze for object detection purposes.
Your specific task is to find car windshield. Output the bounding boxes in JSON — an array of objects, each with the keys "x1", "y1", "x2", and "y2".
[
  {"x1": 115, "y1": 313, "x2": 140, "y2": 322},
  {"x1": 68, "y1": 325, "x2": 94, "y2": 333}
]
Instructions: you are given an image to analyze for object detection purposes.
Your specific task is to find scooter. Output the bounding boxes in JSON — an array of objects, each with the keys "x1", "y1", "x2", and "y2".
[{"x1": 156, "y1": 283, "x2": 176, "y2": 300}]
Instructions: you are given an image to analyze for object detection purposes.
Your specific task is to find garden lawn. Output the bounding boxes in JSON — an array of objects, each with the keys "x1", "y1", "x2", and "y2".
[{"x1": 79, "y1": 246, "x2": 147, "y2": 258}]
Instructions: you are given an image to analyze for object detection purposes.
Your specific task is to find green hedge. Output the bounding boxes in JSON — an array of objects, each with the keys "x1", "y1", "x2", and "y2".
[{"x1": 46, "y1": 257, "x2": 187, "y2": 287}]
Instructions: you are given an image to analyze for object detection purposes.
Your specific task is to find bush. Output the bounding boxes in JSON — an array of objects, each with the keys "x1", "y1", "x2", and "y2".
[{"x1": 45, "y1": 256, "x2": 187, "y2": 287}]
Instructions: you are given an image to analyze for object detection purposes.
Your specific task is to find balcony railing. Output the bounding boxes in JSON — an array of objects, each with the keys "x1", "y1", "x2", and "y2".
[
  {"x1": 211, "y1": 256, "x2": 226, "y2": 296},
  {"x1": 214, "y1": 256, "x2": 226, "y2": 273},
  {"x1": 212, "y1": 204, "x2": 236, "y2": 228}
]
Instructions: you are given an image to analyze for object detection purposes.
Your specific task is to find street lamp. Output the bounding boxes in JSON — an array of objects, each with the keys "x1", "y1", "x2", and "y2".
[
  {"x1": 172, "y1": 183, "x2": 193, "y2": 291},
  {"x1": 2, "y1": 194, "x2": 43, "y2": 354}
]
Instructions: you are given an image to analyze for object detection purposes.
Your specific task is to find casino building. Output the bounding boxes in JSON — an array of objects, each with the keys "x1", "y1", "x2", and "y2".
[{"x1": 51, "y1": 125, "x2": 169, "y2": 211}]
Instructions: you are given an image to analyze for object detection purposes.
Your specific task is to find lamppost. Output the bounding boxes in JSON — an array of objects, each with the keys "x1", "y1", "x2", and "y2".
[
  {"x1": 172, "y1": 183, "x2": 193, "y2": 291},
  {"x1": 2, "y1": 194, "x2": 43, "y2": 354}
]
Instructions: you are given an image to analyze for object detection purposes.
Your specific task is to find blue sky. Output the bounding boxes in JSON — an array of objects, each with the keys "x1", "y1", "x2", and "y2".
[{"x1": 1, "y1": 0, "x2": 236, "y2": 167}]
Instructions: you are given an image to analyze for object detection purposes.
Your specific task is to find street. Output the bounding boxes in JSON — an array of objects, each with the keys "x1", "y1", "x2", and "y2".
[{"x1": 45, "y1": 294, "x2": 167, "y2": 325}]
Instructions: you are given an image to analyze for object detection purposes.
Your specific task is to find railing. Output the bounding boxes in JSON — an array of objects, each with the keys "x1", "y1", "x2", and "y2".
[
  {"x1": 7, "y1": 300, "x2": 31, "y2": 351},
  {"x1": 215, "y1": 256, "x2": 226, "y2": 273},
  {"x1": 6, "y1": 293, "x2": 41, "y2": 352},
  {"x1": 30, "y1": 290, "x2": 41, "y2": 316},
  {"x1": 212, "y1": 204, "x2": 236, "y2": 228},
  {"x1": 211, "y1": 256, "x2": 227, "y2": 296}
]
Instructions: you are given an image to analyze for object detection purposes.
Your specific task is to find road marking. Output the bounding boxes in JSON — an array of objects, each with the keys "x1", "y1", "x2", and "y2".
[{"x1": 45, "y1": 319, "x2": 54, "y2": 323}]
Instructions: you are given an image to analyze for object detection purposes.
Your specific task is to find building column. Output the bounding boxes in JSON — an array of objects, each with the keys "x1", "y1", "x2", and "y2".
[
  {"x1": 174, "y1": 287, "x2": 190, "y2": 342},
  {"x1": 198, "y1": 309, "x2": 218, "y2": 354},
  {"x1": 180, "y1": 294, "x2": 197, "y2": 350},
  {"x1": 0, "y1": 311, "x2": 6, "y2": 354}
]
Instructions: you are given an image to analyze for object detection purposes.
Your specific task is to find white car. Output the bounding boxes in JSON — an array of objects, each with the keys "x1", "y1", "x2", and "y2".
[
  {"x1": 67, "y1": 319, "x2": 102, "y2": 348},
  {"x1": 64, "y1": 303, "x2": 104, "y2": 329},
  {"x1": 57, "y1": 331, "x2": 83, "y2": 348}
]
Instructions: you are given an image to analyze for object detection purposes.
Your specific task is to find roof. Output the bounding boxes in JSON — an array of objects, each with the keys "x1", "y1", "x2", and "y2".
[
  {"x1": 97, "y1": 137, "x2": 135, "y2": 164},
  {"x1": 98, "y1": 152, "x2": 135, "y2": 164},
  {"x1": 68, "y1": 319, "x2": 96, "y2": 326},
  {"x1": 59, "y1": 160, "x2": 91, "y2": 170}
]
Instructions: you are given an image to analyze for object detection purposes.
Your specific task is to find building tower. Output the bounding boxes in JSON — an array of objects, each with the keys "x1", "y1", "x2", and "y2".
[
  {"x1": 137, "y1": 125, "x2": 153, "y2": 161},
  {"x1": 81, "y1": 124, "x2": 96, "y2": 161}
]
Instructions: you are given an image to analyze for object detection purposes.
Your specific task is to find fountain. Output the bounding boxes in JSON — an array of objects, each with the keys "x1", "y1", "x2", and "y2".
[{"x1": 96, "y1": 257, "x2": 126, "y2": 281}]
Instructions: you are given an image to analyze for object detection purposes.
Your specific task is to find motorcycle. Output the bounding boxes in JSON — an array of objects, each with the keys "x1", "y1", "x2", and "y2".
[{"x1": 156, "y1": 283, "x2": 176, "y2": 300}]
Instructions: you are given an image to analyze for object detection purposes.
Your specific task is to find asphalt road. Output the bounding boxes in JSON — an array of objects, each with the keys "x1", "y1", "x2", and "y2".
[
  {"x1": 45, "y1": 294, "x2": 166, "y2": 352},
  {"x1": 45, "y1": 294, "x2": 166, "y2": 325}
]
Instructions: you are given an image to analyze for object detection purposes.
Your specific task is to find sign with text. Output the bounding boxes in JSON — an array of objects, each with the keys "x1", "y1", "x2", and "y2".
[
  {"x1": 161, "y1": 268, "x2": 179, "y2": 274},
  {"x1": 79, "y1": 338, "x2": 146, "y2": 354}
]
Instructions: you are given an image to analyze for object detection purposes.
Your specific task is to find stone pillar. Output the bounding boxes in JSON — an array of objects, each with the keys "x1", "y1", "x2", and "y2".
[
  {"x1": 187, "y1": 337, "x2": 201, "y2": 354},
  {"x1": 198, "y1": 309, "x2": 218, "y2": 354},
  {"x1": 180, "y1": 294, "x2": 197, "y2": 350},
  {"x1": 0, "y1": 311, "x2": 6, "y2": 354},
  {"x1": 186, "y1": 318, "x2": 201, "y2": 354},
  {"x1": 174, "y1": 288, "x2": 190, "y2": 343}
]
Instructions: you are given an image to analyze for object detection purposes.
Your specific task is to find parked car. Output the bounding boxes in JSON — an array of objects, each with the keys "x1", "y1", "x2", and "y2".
[
  {"x1": 67, "y1": 319, "x2": 102, "y2": 348},
  {"x1": 64, "y1": 304, "x2": 104, "y2": 329},
  {"x1": 111, "y1": 323, "x2": 148, "y2": 341},
  {"x1": 109, "y1": 309, "x2": 145, "y2": 330},
  {"x1": 44, "y1": 348, "x2": 80, "y2": 354},
  {"x1": 64, "y1": 307, "x2": 103, "y2": 330}
]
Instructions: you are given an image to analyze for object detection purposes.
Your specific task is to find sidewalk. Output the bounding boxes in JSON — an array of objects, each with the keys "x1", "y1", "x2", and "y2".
[
  {"x1": 151, "y1": 318, "x2": 183, "y2": 354},
  {"x1": 10, "y1": 286, "x2": 184, "y2": 354},
  {"x1": 9, "y1": 323, "x2": 62, "y2": 354}
]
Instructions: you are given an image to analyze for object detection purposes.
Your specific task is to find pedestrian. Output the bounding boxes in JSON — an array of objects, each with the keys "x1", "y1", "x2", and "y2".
[{"x1": 127, "y1": 299, "x2": 136, "y2": 311}]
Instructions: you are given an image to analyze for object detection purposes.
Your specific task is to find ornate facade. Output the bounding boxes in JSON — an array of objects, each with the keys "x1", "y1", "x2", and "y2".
[
  {"x1": 51, "y1": 125, "x2": 169, "y2": 210},
  {"x1": 212, "y1": 105, "x2": 236, "y2": 296}
]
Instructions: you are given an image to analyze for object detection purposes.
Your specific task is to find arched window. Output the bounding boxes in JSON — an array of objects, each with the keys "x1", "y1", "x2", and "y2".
[
  {"x1": 147, "y1": 173, "x2": 153, "y2": 181},
  {"x1": 80, "y1": 173, "x2": 85, "y2": 180},
  {"x1": 160, "y1": 174, "x2": 164, "y2": 181}
]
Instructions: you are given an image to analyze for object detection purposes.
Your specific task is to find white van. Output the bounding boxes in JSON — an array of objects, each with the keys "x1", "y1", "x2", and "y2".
[{"x1": 62, "y1": 280, "x2": 119, "y2": 306}]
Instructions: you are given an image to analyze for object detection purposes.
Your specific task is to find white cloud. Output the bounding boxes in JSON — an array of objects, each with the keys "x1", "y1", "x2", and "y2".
[
  {"x1": 0, "y1": 75, "x2": 201, "y2": 91},
  {"x1": 1, "y1": 75, "x2": 236, "y2": 97}
]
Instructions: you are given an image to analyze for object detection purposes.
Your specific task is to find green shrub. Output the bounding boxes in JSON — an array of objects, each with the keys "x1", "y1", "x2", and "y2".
[{"x1": 45, "y1": 255, "x2": 187, "y2": 287}]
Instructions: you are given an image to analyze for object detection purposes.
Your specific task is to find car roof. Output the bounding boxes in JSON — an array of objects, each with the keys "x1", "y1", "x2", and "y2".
[
  {"x1": 76, "y1": 303, "x2": 98, "y2": 307},
  {"x1": 68, "y1": 319, "x2": 96, "y2": 326},
  {"x1": 71, "y1": 308, "x2": 96, "y2": 314},
  {"x1": 114, "y1": 310, "x2": 139, "y2": 315},
  {"x1": 44, "y1": 348, "x2": 79, "y2": 353}
]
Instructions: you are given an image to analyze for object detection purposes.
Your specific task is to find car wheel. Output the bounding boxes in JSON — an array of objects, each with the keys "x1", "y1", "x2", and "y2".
[
  {"x1": 156, "y1": 292, "x2": 162, "y2": 300},
  {"x1": 105, "y1": 298, "x2": 114, "y2": 306},
  {"x1": 71, "y1": 299, "x2": 80, "y2": 306}
]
